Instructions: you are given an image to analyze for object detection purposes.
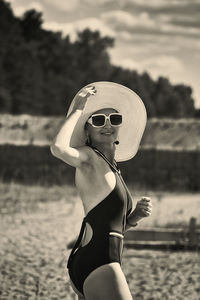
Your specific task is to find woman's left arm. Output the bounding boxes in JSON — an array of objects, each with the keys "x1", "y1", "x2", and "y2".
[{"x1": 126, "y1": 197, "x2": 152, "y2": 230}]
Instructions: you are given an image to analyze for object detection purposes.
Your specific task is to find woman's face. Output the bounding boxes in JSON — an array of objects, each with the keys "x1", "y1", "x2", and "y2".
[{"x1": 86, "y1": 108, "x2": 121, "y2": 146}]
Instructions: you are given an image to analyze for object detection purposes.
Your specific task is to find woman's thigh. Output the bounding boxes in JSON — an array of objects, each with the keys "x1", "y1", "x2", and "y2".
[{"x1": 83, "y1": 262, "x2": 133, "y2": 300}]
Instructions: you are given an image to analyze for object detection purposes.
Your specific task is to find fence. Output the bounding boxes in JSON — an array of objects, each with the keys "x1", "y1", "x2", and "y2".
[{"x1": 124, "y1": 217, "x2": 200, "y2": 250}]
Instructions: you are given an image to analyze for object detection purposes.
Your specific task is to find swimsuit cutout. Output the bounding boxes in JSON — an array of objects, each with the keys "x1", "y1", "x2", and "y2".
[{"x1": 67, "y1": 149, "x2": 133, "y2": 296}]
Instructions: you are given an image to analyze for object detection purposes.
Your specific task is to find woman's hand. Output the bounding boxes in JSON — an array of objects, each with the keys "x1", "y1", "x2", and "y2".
[
  {"x1": 72, "y1": 85, "x2": 96, "y2": 112},
  {"x1": 134, "y1": 197, "x2": 152, "y2": 218},
  {"x1": 126, "y1": 196, "x2": 152, "y2": 228}
]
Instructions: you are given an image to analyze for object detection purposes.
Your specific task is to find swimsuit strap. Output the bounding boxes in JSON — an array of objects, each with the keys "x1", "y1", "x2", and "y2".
[{"x1": 91, "y1": 146, "x2": 121, "y2": 175}]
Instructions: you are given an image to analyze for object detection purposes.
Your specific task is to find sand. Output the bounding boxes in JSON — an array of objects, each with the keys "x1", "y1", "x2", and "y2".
[{"x1": 0, "y1": 184, "x2": 199, "y2": 299}]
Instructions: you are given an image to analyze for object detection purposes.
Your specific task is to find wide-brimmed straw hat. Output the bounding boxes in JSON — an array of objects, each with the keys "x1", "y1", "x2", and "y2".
[{"x1": 67, "y1": 81, "x2": 147, "y2": 162}]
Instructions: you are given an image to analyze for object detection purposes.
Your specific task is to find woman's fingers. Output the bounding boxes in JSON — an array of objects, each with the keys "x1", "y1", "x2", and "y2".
[
  {"x1": 139, "y1": 197, "x2": 152, "y2": 205},
  {"x1": 138, "y1": 200, "x2": 152, "y2": 205},
  {"x1": 86, "y1": 86, "x2": 96, "y2": 95},
  {"x1": 136, "y1": 196, "x2": 152, "y2": 217},
  {"x1": 141, "y1": 196, "x2": 151, "y2": 201},
  {"x1": 140, "y1": 205, "x2": 152, "y2": 212},
  {"x1": 79, "y1": 86, "x2": 96, "y2": 97},
  {"x1": 137, "y1": 201, "x2": 152, "y2": 208},
  {"x1": 142, "y1": 208, "x2": 152, "y2": 216},
  {"x1": 141, "y1": 206, "x2": 152, "y2": 214},
  {"x1": 87, "y1": 85, "x2": 96, "y2": 92}
]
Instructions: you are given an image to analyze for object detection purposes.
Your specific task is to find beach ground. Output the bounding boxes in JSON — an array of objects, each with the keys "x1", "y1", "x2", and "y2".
[{"x1": 0, "y1": 183, "x2": 199, "y2": 300}]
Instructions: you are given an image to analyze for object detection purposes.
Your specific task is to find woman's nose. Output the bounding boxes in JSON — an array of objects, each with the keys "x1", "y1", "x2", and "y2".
[{"x1": 104, "y1": 118, "x2": 111, "y2": 128}]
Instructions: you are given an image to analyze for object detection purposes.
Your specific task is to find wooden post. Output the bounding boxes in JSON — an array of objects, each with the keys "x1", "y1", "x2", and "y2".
[{"x1": 188, "y1": 217, "x2": 197, "y2": 247}]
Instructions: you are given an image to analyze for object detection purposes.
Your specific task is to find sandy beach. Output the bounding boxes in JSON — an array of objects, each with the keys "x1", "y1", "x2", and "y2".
[{"x1": 0, "y1": 183, "x2": 199, "y2": 299}]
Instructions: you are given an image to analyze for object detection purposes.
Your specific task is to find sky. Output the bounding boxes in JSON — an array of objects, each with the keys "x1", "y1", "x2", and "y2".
[{"x1": 8, "y1": 0, "x2": 200, "y2": 108}]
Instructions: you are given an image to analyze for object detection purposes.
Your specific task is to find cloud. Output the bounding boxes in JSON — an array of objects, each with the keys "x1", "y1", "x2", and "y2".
[
  {"x1": 11, "y1": 2, "x2": 43, "y2": 16},
  {"x1": 102, "y1": 10, "x2": 156, "y2": 29},
  {"x1": 43, "y1": 18, "x2": 116, "y2": 41},
  {"x1": 159, "y1": 22, "x2": 200, "y2": 37},
  {"x1": 127, "y1": 0, "x2": 169, "y2": 7},
  {"x1": 139, "y1": 55, "x2": 185, "y2": 82},
  {"x1": 145, "y1": 55, "x2": 184, "y2": 72},
  {"x1": 102, "y1": 10, "x2": 138, "y2": 28},
  {"x1": 44, "y1": 0, "x2": 79, "y2": 12},
  {"x1": 5, "y1": 0, "x2": 17, "y2": 3},
  {"x1": 84, "y1": 0, "x2": 113, "y2": 4},
  {"x1": 101, "y1": 9, "x2": 200, "y2": 39},
  {"x1": 127, "y1": 0, "x2": 200, "y2": 7},
  {"x1": 119, "y1": 32, "x2": 174, "y2": 45},
  {"x1": 114, "y1": 58, "x2": 141, "y2": 70},
  {"x1": 83, "y1": 0, "x2": 200, "y2": 7},
  {"x1": 110, "y1": 48, "x2": 184, "y2": 77},
  {"x1": 118, "y1": 31, "x2": 133, "y2": 41},
  {"x1": 159, "y1": 14, "x2": 200, "y2": 30}
]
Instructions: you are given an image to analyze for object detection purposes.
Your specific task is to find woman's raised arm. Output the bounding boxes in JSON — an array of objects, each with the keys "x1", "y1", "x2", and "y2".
[{"x1": 50, "y1": 86, "x2": 96, "y2": 168}]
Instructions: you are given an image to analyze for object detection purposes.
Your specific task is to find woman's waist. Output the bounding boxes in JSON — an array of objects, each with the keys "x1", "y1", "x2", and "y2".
[
  {"x1": 81, "y1": 225, "x2": 124, "y2": 245},
  {"x1": 84, "y1": 218, "x2": 124, "y2": 234}
]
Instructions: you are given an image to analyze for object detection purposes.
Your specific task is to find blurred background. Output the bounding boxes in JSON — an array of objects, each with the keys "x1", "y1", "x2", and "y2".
[{"x1": 0, "y1": 0, "x2": 200, "y2": 299}]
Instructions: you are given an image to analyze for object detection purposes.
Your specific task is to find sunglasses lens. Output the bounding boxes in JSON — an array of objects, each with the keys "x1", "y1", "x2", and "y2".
[
  {"x1": 92, "y1": 115, "x2": 105, "y2": 126},
  {"x1": 110, "y1": 114, "x2": 122, "y2": 126}
]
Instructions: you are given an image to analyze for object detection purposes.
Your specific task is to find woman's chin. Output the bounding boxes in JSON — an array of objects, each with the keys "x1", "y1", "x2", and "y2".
[{"x1": 101, "y1": 134, "x2": 116, "y2": 143}]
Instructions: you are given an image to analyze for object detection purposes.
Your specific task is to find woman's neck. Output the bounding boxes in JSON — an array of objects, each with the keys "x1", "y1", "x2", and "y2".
[{"x1": 91, "y1": 142, "x2": 116, "y2": 164}]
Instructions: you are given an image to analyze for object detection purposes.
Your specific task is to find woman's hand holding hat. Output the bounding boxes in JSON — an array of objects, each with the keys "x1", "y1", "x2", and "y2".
[{"x1": 72, "y1": 85, "x2": 96, "y2": 112}]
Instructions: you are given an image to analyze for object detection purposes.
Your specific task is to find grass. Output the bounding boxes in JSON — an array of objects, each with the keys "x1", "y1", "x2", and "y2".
[{"x1": 0, "y1": 183, "x2": 200, "y2": 299}]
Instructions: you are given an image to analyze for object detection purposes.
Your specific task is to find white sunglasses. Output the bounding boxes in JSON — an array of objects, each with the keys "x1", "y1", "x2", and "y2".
[{"x1": 87, "y1": 113, "x2": 122, "y2": 128}]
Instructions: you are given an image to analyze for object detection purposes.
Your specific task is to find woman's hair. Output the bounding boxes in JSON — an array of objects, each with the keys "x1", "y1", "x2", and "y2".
[{"x1": 84, "y1": 122, "x2": 91, "y2": 146}]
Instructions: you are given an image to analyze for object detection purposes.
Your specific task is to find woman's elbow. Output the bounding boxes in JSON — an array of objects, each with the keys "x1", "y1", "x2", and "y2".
[
  {"x1": 50, "y1": 143, "x2": 80, "y2": 167},
  {"x1": 50, "y1": 143, "x2": 71, "y2": 161},
  {"x1": 50, "y1": 143, "x2": 61, "y2": 158}
]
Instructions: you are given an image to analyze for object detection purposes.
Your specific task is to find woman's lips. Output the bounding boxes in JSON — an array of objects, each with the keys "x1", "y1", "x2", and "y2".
[{"x1": 101, "y1": 131, "x2": 113, "y2": 135}]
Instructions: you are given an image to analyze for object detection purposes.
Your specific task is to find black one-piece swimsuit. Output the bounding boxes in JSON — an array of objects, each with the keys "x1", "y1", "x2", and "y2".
[{"x1": 67, "y1": 153, "x2": 133, "y2": 296}]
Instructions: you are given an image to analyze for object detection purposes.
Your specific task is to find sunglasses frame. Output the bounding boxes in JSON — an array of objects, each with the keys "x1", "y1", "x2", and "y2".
[{"x1": 87, "y1": 113, "x2": 122, "y2": 128}]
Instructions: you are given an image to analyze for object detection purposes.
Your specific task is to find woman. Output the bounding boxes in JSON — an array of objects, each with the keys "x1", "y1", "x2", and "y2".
[{"x1": 51, "y1": 82, "x2": 152, "y2": 300}]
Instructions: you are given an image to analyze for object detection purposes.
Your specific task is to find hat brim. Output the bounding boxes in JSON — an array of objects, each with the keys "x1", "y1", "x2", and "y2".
[{"x1": 67, "y1": 81, "x2": 147, "y2": 162}]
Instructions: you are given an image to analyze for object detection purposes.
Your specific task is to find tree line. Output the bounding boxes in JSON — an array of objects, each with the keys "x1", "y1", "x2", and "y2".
[{"x1": 0, "y1": 0, "x2": 199, "y2": 117}]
